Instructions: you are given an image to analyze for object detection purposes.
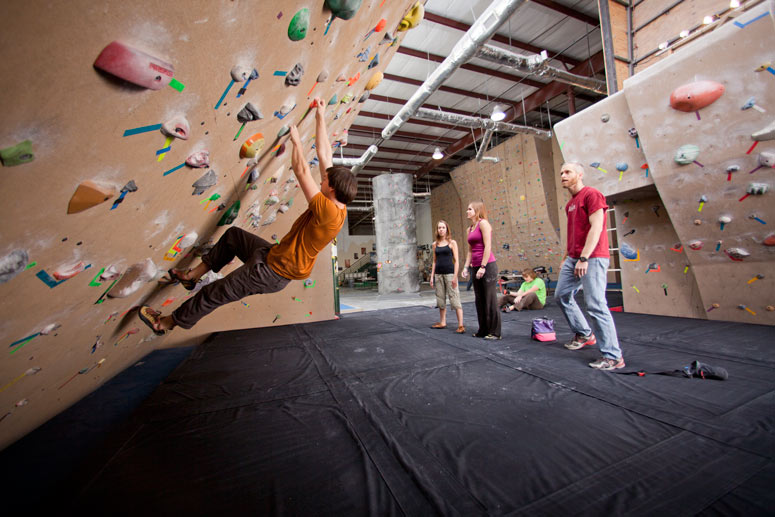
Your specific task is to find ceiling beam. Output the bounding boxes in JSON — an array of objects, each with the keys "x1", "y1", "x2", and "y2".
[
  {"x1": 530, "y1": 0, "x2": 598, "y2": 26},
  {"x1": 414, "y1": 51, "x2": 606, "y2": 179},
  {"x1": 423, "y1": 11, "x2": 581, "y2": 67}
]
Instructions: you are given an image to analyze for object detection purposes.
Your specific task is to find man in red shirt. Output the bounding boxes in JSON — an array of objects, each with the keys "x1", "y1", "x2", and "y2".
[
  {"x1": 555, "y1": 162, "x2": 624, "y2": 370},
  {"x1": 139, "y1": 98, "x2": 356, "y2": 335}
]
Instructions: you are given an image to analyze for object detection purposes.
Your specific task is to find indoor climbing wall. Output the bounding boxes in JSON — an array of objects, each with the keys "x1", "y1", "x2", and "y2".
[
  {"x1": 556, "y1": 4, "x2": 775, "y2": 325},
  {"x1": 432, "y1": 134, "x2": 564, "y2": 278},
  {"x1": 0, "y1": 0, "x2": 419, "y2": 449},
  {"x1": 373, "y1": 174, "x2": 419, "y2": 293}
]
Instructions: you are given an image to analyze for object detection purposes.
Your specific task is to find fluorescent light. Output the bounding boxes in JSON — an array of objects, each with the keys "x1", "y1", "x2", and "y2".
[
  {"x1": 490, "y1": 105, "x2": 506, "y2": 121},
  {"x1": 679, "y1": 29, "x2": 690, "y2": 38},
  {"x1": 658, "y1": 41, "x2": 668, "y2": 50},
  {"x1": 432, "y1": 147, "x2": 443, "y2": 160},
  {"x1": 703, "y1": 15, "x2": 714, "y2": 24},
  {"x1": 730, "y1": 0, "x2": 740, "y2": 8}
]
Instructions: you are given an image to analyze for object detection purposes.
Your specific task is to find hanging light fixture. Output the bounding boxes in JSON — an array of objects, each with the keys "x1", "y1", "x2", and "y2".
[
  {"x1": 729, "y1": 0, "x2": 740, "y2": 8},
  {"x1": 490, "y1": 104, "x2": 506, "y2": 121},
  {"x1": 432, "y1": 147, "x2": 444, "y2": 160}
]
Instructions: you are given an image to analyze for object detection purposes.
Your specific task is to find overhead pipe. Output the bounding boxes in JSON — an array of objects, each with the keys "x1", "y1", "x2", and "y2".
[
  {"x1": 381, "y1": 0, "x2": 528, "y2": 141},
  {"x1": 474, "y1": 45, "x2": 608, "y2": 95},
  {"x1": 414, "y1": 107, "x2": 551, "y2": 139},
  {"x1": 475, "y1": 128, "x2": 497, "y2": 163},
  {"x1": 332, "y1": 144, "x2": 379, "y2": 176}
]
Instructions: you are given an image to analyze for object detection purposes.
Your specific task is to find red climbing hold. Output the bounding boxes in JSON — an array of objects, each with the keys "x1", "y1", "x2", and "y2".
[{"x1": 669, "y1": 80, "x2": 724, "y2": 112}]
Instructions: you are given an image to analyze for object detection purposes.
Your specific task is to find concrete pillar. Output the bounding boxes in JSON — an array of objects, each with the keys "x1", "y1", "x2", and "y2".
[{"x1": 373, "y1": 174, "x2": 419, "y2": 294}]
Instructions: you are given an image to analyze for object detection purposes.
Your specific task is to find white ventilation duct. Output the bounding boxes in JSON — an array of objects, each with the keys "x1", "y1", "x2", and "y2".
[
  {"x1": 475, "y1": 45, "x2": 608, "y2": 95},
  {"x1": 414, "y1": 108, "x2": 551, "y2": 139},
  {"x1": 381, "y1": 0, "x2": 528, "y2": 141},
  {"x1": 332, "y1": 144, "x2": 379, "y2": 176}
]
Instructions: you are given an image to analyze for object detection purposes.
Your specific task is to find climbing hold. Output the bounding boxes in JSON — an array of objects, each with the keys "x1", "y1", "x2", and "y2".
[
  {"x1": 217, "y1": 201, "x2": 240, "y2": 226},
  {"x1": 107, "y1": 259, "x2": 156, "y2": 298},
  {"x1": 278, "y1": 202, "x2": 291, "y2": 214},
  {"x1": 230, "y1": 65, "x2": 252, "y2": 82},
  {"x1": 600, "y1": 114, "x2": 610, "y2": 123},
  {"x1": 752, "y1": 120, "x2": 775, "y2": 141},
  {"x1": 277, "y1": 125, "x2": 290, "y2": 138},
  {"x1": 725, "y1": 247, "x2": 750, "y2": 261},
  {"x1": 590, "y1": 161, "x2": 600, "y2": 168},
  {"x1": 316, "y1": 71, "x2": 329, "y2": 83},
  {"x1": 357, "y1": 46, "x2": 371, "y2": 62},
  {"x1": 398, "y1": 1, "x2": 425, "y2": 31},
  {"x1": 764, "y1": 233, "x2": 775, "y2": 246},
  {"x1": 747, "y1": 183, "x2": 768, "y2": 195},
  {"x1": 192, "y1": 170, "x2": 217, "y2": 195},
  {"x1": 237, "y1": 102, "x2": 263, "y2": 123},
  {"x1": 161, "y1": 116, "x2": 190, "y2": 140},
  {"x1": 628, "y1": 128, "x2": 638, "y2": 138},
  {"x1": 53, "y1": 261, "x2": 88, "y2": 281},
  {"x1": 274, "y1": 103, "x2": 296, "y2": 119},
  {"x1": 741, "y1": 97, "x2": 766, "y2": 112},
  {"x1": 336, "y1": 73, "x2": 347, "y2": 82},
  {"x1": 265, "y1": 195, "x2": 280, "y2": 206},
  {"x1": 186, "y1": 150, "x2": 210, "y2": 168},
  {"x1": 348, "y1": 72, "x2": 361, "y2": 86},
  {"x1": 0, "y1": 140, "x2": 34, "y2": 166},
  {"x1": 767, "y1": 306, "x2": 775, "y2": 311},
  {"x1": 240, "y1": 133, "x2": 265, "y2": 159},
  {"x1": 262, "y1": 210, "x2": 277, "y2": 226},
  {"x1": 688, "y1": 240, "x2": 703, "y2": 250},
  {"x1": 365, "y1": 71, "x2": 383, "y2": 91},
  {"x1": 285, "y1": 63, "x2": 304, "y2": 86},
  {"x1": 380, "y1": 32, "x2": 395, "y2": 45},
  {"x1": 288, "y1": 8, "x2": 310, "y2": 41},
  {"x1": 0, "y1": 249, "x2": 29, "y2": 285},
  {"x1": 341, "y1": 92, "x2": 354, "y2": 104},
  {"x1": 364, "y1": 18, "x2": 387, "y2": 40},
  {"x1": 93, "y1": 41, "x2": 173, "y2": 90},
  {"x1": 644, "y1": 262, "x2": 660, "y2": 273},
  {"x1": 718, "y1": 214, "x2": 731, "y2": 230},
  {"x1": 669, "y1": 80, "x2": 724, "y2": 112},
  {"x1": 359, "y1": 91, "x2": 370, "y2": 103},
  {"x1": 615, "y1": 162, "x2": 628, "y2": 172},
  {"x1": 325, "y1": 0, "x2": 363, "y2": 20},
  {"x1": 619, "y1": 242, "x2": 638, "y2": 260},
  {"x1": 368, "y1": 53, "x2": 380, "y2": 69},
  {"x1": 68, "y1": 181, "x2": 116, "y2": 214},
  {"x1": 759, "y1": 151, "x2": 775, "y2": 167},
  {"x1": 674, "y1": 144, "x2": 700, "y2": 165},
  {"x1": 747, "y1": 274, "x2": 765, "y2": 284}
]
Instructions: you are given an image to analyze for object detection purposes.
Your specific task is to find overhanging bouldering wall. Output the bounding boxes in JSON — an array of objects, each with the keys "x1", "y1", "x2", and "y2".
[
  {"x1": 432, "y1": 134, "x2": 564, "y2": 278},
  {"x1": 0, "y1": 0, "x2": 419, "y2": 450},
  {"x1": 555, "y1": 4, "x2": 775, "y2": 325}
]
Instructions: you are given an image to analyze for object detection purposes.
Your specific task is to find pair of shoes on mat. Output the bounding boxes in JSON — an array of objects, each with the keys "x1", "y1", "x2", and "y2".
[
  {"x1": 564, "y1": 333, "x2": 596, "y2": 350},
  {"x1": 483, "y1": 334, "x2": 501, "y2": 340},
  {"x1": 139, "y1": 306, "x2": 169, "y2": 336},
  {"x1": 589, "y1": 356, "x2": 625, "y2": 370},
  {"x1": 164, "y1": 268, "x2": 197, "y2": 290},
  {"x1": 431, "y1": 322, "x2": 446, "y2": 329},
  {"x1": 455, "y1": 326, "x2": 466, "y2": 334}
]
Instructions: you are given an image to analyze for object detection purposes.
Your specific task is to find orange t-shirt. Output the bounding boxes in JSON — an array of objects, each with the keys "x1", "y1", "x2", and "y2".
[{"x1": 267, "y1": 192, "x2": 346, "y2": 280}]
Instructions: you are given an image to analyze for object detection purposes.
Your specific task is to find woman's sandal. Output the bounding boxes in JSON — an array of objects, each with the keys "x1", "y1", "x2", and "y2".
[
  {"x1": 166, "y1": 268, "x2": 197, "y2": 290},
  {"x1": 139, "y1": 306, "x2": 169, "y2": 336},
  {"x1": 455, "y1": 326, "x2": 466, "y2": 334}
]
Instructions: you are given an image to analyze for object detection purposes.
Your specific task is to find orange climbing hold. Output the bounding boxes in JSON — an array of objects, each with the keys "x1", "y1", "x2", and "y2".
[
  {"x1": 240, "y1": 133, "x2": 266, "y2": 159},
  {"x1": 669, "y1": 80, "x2": 724, "y2": 112},
  {"x1": 67, "y1": 181, "x2": 117, "y2": 214}
]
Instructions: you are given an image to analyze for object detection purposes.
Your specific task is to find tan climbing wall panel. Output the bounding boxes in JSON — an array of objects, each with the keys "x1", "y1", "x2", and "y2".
[
  {"x1": 0, "y1": 0, "x2": 418, "y2": 449},
  {"x1": 633, "y1": 0, "x2": 731, "y2": 73},
  {"x1": 623, "y1": 5, "x2": 775, "y2": 325},
  {"x1": 554, "y1": 90, "x2": 654, "y2": 197},
  {"x1": 435, "y1": 134, "x2": 564, "y2": 278},
  {"x1": 613, "y1": 197, "x2": 705, "y2": 318}
]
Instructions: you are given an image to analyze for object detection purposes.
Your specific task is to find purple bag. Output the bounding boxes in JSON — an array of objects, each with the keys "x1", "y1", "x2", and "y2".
[{"x1": 531, "y1": 317, "x2": 556, "y2": 342}]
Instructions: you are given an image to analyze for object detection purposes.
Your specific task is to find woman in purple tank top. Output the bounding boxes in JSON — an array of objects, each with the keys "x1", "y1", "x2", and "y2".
[{"x1": 461, "y1": 201, "x2": 501, "y2": 339}]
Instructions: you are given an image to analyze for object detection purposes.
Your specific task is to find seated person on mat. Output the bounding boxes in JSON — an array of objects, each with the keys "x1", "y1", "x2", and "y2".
[
  {"x1": 138, "y1": 98, "x2": 357, "y2": 335},
  {"x1": 499, "y1": 268, "x2": 546, "y2": 312}
]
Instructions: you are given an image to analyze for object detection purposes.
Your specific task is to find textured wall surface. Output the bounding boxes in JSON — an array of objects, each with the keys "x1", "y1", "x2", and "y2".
[
  {"x1": 374, "y1": 174, "x2": 419, "y2": 293},
  {"x1": 0, "y1": 0, "x2": 418, "y2": 449},
  {"x1": 556, "y1": 5, "x2": 775, "y2": 324}
]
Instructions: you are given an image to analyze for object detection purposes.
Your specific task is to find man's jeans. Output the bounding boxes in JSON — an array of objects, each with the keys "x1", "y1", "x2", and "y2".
[{"x1": 554, "y1": 257, "x2": 622, "y2": 359}]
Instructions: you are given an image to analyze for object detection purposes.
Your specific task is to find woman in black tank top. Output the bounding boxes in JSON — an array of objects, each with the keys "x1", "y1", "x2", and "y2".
[{"x1": 430, "y1": 220, "x2": 465, "y2": 333}]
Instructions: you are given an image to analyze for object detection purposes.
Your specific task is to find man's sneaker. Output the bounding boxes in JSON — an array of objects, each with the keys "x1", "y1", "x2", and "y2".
[
  {"x1": 589, "y1": 357, "x2": 625, "y2": 370},
  {"x1": 564, "y1": 333, "x2": 597, "y2": 350}
]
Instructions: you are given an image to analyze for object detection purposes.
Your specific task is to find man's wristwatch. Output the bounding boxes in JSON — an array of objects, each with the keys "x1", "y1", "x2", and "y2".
[{"x1": 578, "y1": 256, "x2": 588, "y2": 263}]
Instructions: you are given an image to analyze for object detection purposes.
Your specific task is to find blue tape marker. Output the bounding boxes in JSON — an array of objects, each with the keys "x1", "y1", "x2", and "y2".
[
  {"x1": 155, "y1": 146, "x2": 172, "y2": 156},
  {"x1": 734, "y1": 12, "x2": 768, "y2": 28},
  {"x1": 36, "y1": 270, "x2": 67, "y2": 288},
  {"x1": 273, "y1": 70, "x2": 288, "y2": 76},
  {"x1": 214, "y1": 79, "x2": 235, "y2": 109},
  {"x1": 123, "y1": 124, "x2": 162, "y2": 137},
  {"x1": 110, "y1": 190, "x2": 128, "y2": 210},
  {"x1": 767, "y1": 67, "x2": 775, "y2": 76},
  {"x1": 236, "y1": 69, "x2": 258, "y2": 98},
  {"x1": 9, "y1": 333, "x2": 40, "y2": 348},
  {"x1": 163, "y1": 162, "x2": 186, "y2": 176}
]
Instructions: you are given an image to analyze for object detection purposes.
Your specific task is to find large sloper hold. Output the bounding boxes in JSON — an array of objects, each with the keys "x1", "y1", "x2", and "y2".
[
  {"x1": 240, "y1": 133, "x2": 266, "y2": 158},
  {"x1": 107, "y1": 258, "x2": 157, "y2": 298},
  {"x1": 0, "y1": 140, "x2": 34, "y2": 166},
  {"x1": 325, "y1": 0, "x2": 363, "y2": 20},
  {"x1": 161, "y1": 116, "x2": 190, "y2": 140},
  {"x1": 288, "y1": 8, "x2": 310, "y2": 41},
  {"x1": 68, "y1": 181, "x2": 117, "y2": 214},
  {"x1": 752, "y1": 120, "x2": 775, "y2": 141},
  {"x1": 192, "y1": 169, "x2": 217, "y2": 195},
  {"x1": 365, "y1": 71, "x2": 383, "y2": 90},
  {"x1": 53, "y1": 261, "x2": 89, "y2": 281},
  {"x1": 231, "y1": 65, "x2": 252, "y2": 82},
  {"x1": 0, "y1": 249, "x2": 29, "y2": 284},
  {"x1": 398, "y1": 1, "x2": 424, "y2": 31},
  {"x1": 93, "y1": 41, "x2": 174, "y2": 90},
  {"x1": 669, "y1": 80, "x2": 724, "y2": 112},
  {"x1": 237, "y1": 103, "x2": 263, "y2": 123}
]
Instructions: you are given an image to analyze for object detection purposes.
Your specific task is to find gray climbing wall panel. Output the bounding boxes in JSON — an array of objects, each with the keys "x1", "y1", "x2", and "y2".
[{"x1": 373, "y1": 174, "x2": 419, "y2": 294}]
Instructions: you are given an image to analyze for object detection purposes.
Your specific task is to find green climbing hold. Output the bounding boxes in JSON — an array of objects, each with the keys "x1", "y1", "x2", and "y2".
[
  {"x1": 217, "y1": 200, "x2": 241, "y2": 226},
  {"x1": 288, "y1": 8, "x2": 310, "y2": 41},
  {"x1": 325, "y1": 0, "x2": 363, "y2": 20},
  {"x1": 0, "y1": 140, "x2": 34, "y2": 167}
]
